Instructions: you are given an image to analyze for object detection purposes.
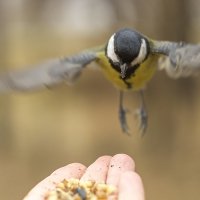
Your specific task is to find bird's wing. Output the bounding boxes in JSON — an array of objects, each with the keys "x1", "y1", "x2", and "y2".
[
  {"x1": 150, "y1": 40, "x2": 200, "y2": 78},
  {"x1": 0, "y1": 48, "x2": 103, "y2": 93}
]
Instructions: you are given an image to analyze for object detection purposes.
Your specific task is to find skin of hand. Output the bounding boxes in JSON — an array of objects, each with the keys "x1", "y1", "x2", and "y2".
[{"x1": 23, "y1": 154, "x2": 145, "y2": 200}]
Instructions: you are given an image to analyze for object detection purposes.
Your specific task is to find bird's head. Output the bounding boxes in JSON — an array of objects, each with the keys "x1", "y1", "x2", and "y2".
[{"x1": 106, "y1": 28, "x2": 150, "y2": 79}]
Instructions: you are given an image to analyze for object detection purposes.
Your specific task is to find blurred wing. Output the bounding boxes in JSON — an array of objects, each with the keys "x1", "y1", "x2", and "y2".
[
  {"x1": 158, "y1": 44, "x2": 200, "y2": 78},
  {"x1": 0, "y1": 51, "x2": 97, "y2": 93},
  {"x1": 151, "y1": 40, "x2": 200, "y2": 78},
  {"x1": 150, "y1": 40, "x2": 181, "y2": 55}
]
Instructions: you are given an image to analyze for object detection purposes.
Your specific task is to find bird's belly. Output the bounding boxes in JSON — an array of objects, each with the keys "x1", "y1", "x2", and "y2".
[
  {"x1": 127, "y1": 55, "x2": 158, "y2": 90},
  {"x1": 97, "y1": 52, "x2": 158, "y2": 91}
]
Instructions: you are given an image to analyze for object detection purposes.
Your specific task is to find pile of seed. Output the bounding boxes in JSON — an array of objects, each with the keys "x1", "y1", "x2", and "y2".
[{"x1": 45, "y1": 178, "x2": 117, "y2": 200}]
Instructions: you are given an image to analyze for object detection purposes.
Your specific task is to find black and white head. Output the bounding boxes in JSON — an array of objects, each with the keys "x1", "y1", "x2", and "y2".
[{"x1": 106, "y1": 28, "x2": 150, "y2": 79}]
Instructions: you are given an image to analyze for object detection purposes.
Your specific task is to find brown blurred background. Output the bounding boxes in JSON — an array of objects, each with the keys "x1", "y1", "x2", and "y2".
[{"x1": 0, "y1": 0, "x2": 200, "y2": 199}]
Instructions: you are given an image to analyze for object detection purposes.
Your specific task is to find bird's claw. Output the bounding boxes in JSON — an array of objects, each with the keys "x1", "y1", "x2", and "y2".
[
  {"x1": 135, "y1": 106, "x2": 148, "y2": 136},
  {"x1": 119, "y1": 107, "x2": 131, "y2": 135}
]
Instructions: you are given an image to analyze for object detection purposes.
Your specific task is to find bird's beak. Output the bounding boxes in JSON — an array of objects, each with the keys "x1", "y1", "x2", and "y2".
[{"x1": 120, "y1": 63, "x2": 128, "y2": 79}]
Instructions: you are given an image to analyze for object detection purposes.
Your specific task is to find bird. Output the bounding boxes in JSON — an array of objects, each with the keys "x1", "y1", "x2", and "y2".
[{"x1": 0, "y1": 28, "x2": 198, "y2": 135}]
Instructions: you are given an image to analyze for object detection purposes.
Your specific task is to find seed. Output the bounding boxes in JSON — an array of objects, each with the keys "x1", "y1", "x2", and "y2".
[{"x1": 45, "y1": 178, "x2": 117, "y2": 200}]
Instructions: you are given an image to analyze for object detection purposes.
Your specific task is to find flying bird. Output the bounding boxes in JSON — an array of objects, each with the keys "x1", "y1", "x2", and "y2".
[{"x1": 0, "y1": 28, "x2": 199, "y2": 135}]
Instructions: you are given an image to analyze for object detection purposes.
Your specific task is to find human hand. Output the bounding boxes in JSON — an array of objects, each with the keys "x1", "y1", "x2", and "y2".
[{"x1": 24, "y1": 154, "x2": 145, "y2": 200}]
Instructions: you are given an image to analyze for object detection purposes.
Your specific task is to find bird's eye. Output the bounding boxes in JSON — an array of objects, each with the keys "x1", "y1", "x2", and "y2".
[{"x1": 131, "y1": 38, "x2": 148, "y2": 66}]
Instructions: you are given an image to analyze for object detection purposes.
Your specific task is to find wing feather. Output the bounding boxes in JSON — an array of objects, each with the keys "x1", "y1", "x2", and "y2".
[
  {"x1": 151, "y1": 40, "x2": 200, "y2": 78},
  {"x1": 0, "y1": 51, "x2": 97, "y2": 92},
  {"x1": 159, "y1": 44, "x2": 200, "y2": 78}
]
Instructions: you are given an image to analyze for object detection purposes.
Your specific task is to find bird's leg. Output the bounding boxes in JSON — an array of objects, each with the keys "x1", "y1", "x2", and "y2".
[
  {"x1": 135, "y1": 90, "x2": 148, "y2": 136},
  {"x1": 118, "y1": 91, "x2": 130, "y2": 135}
]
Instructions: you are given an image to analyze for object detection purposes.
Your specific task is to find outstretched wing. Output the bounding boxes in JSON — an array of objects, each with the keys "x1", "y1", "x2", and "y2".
[
  {"x1": 0, "y1": 50, "x2": 98, "y2": 93},
  {"x1": 150, "y1": 40, "x2": 200, "y2": 78}
]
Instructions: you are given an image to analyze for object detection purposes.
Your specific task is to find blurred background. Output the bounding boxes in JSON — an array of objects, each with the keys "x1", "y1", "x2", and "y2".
[{"x1": 0, "y1": 0, "x2": 200, "y2": 199}]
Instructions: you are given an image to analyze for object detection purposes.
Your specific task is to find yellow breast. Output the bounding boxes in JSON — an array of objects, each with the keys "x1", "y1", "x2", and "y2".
[{"x1": 97, "y1": 51, "x2": 158, "y2": 91}]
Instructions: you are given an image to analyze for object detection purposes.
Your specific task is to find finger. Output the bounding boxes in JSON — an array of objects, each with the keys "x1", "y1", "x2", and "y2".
[
  {"x1": 23, "y1": 163, "x2": 86, "y2": 200},
  {"x1": 81, "y1": 155, "x2": 112, "y2": 183},
  {"x1": 106, "y1": 154, "x2": 135, "y2": 187},
  {"x1": 118, "y1": 171, "x2": 145, "y2": 200}
]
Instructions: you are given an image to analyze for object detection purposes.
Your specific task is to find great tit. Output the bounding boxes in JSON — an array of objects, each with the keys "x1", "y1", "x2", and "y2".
[{"x1": 0, "y1": 28, "x2": 196, "y2": 135}]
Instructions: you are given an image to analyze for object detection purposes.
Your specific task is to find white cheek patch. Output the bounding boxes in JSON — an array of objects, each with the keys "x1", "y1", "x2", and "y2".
[
  {"x1": 106, "y1": 34, "x2": 120, "y2": 63},
  {"x1": 131, "y1": 39, "x2": 148, "y2": 66}
]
